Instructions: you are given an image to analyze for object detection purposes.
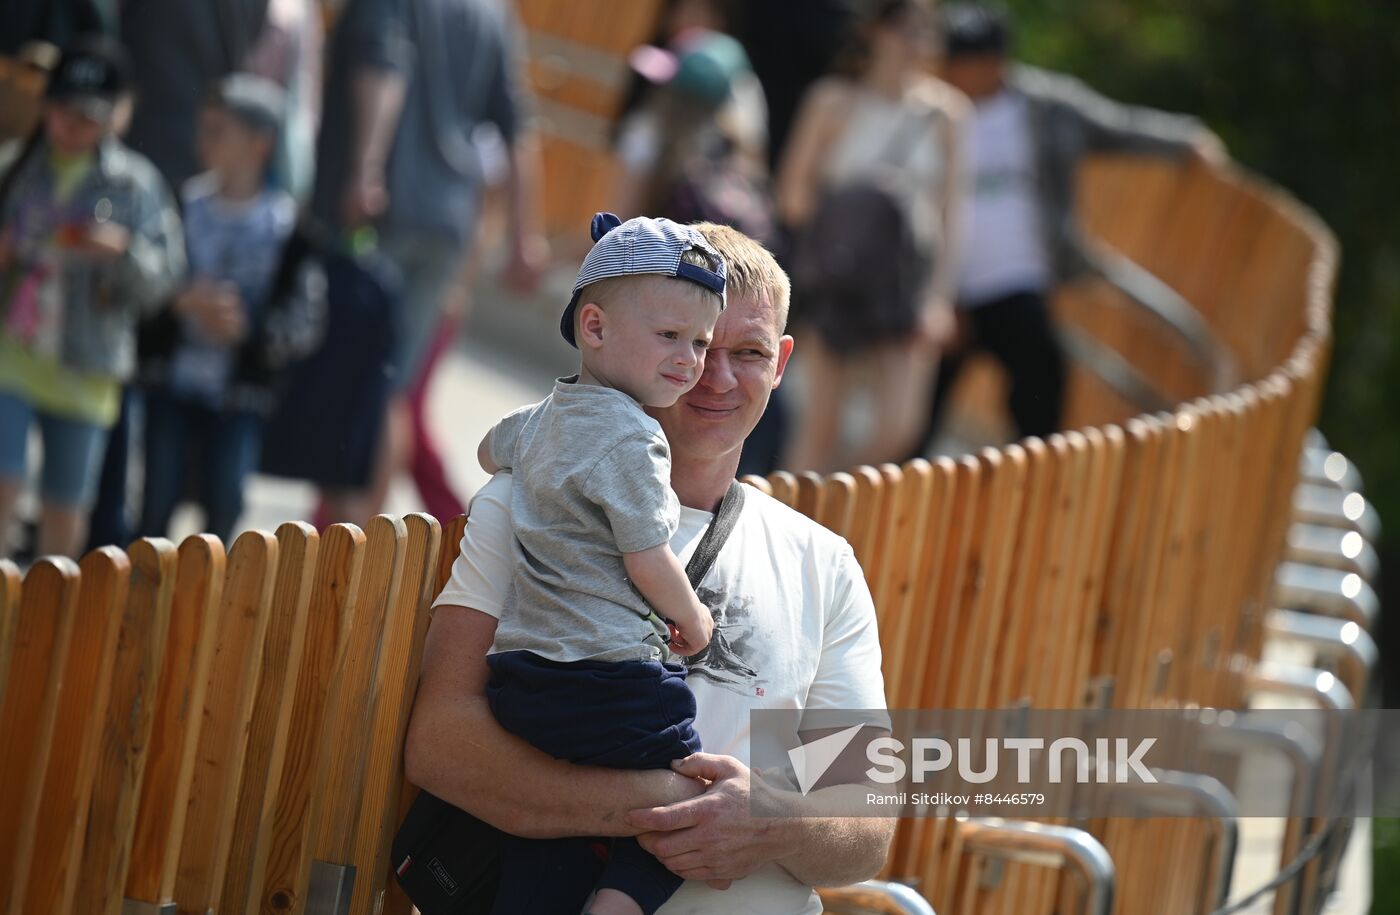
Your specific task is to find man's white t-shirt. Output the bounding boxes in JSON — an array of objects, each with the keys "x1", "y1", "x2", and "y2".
[
  {"x1": 435, "y1": 473, "x2": 888, "y2": 915},
  {"x1": 958, "y1": 89, "x2": 1054, "y2": 307}
]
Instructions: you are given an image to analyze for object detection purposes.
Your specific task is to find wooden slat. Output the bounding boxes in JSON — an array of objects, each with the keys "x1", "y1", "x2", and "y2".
[
  {"x1": 739, "y1": 473, "x2": 772, "y2": 496},
  {"x1": 300, "y1": 516, "x2": 407, "y2": 887},
  {"x1": 0, "y1": 559, "x2": 20, "y2": 712},
  {"x1": 257, "y1": 524, "x2": 367, "y2": 915},
  {"x1": 221, "y1": 522, "x2": 321, "y2": 915},
  {"x1": 125, "y1": 535, "x2": 226, "y2": 906},
  {"x1": 0, "y1": 557, "x2": 81, "y2": 894},
  {"x1": 435, "y1": 514, "x2": 469, "y2": 597},
  {"x1": 174, "y1": 530, "x2": 280, "y2": 915},
  {"x1": 17, "y1": 548, "x2": 130, "y2": 913},
  {"x1": 73, "y1": 538, "x2": 179, "y2": 915},
  {"x1": 767, "y1": 470, "x2": 798, "y2": 507},
  {"x1": 815, "y1": 471, "x2": 857, "y2": 539},
  {"x1": 795, "y1": 470, "x2": 825, "y2": 522},
  {"x1": 350, "y1": 514, "x2": 442, "y2": 914}
]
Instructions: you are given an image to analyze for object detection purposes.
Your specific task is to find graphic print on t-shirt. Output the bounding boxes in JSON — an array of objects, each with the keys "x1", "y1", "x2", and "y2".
[{"x1": 686, "y1": 584, "x2": 765, "y2": 695}]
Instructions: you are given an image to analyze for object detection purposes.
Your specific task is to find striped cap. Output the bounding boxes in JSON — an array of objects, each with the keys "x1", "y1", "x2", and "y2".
[{"x1": 560, "y1": 212, "x2": 726, "y2": 347}]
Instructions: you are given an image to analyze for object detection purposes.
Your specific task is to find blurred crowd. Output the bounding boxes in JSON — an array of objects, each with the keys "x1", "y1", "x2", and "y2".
[{"x1": 0, "y1": 0, "x2": 1223, "y2": 561}]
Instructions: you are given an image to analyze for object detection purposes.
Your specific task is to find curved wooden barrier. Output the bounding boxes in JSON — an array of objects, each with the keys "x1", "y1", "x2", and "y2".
[{"x1": 0, "y1": 13, "x2": 1338, "y2": 909}]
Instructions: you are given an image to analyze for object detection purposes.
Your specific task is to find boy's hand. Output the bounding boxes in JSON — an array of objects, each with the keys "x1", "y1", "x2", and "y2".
[
  {"x1": 76, "y1": 222, "x2": 131, "y2": 261},
  {"x1": 176, "y1": 280, "x2": 247, "y2": 344},
  {"x1": 667, "y1": 611, "x2": 714, "y2": 657}
]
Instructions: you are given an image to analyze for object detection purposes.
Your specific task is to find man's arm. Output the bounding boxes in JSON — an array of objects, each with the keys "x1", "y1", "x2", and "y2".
[
  {"x1": 628, "y1": 754, "x2": 895, "y2": 887},
  {"x1": 1022, "y1": 65, "x2": 1222, "y2": 161},
  {"x1": 403, "y1": 604, "x2": 702, "y2": 839}
]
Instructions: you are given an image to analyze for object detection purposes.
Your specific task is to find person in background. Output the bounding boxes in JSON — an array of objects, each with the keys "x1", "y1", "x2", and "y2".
[
  {"x1": 243, "y1": 0, "x2": 323, "y2": 203},
  {"x1": 84, "y1": 0, "x2": 271, "y2": 552},
  {"x1": 135, "y1": 75, "x2": 325, "y2": 544},
  {"x1": 0, "y1": 36, "x2": 184, "y2": 560},
  {"x1": 311, "y1": 0, "x2": 547, "y2": 528},
  {"x1": 776, "y1": 0, "x2": 968, "y2": 473},
  {"x1": 908, "y1": 2, "x2": 1227, "y2": 453},
  {"x1": 616, "y1": 2, "x2": 789, "y2": 478}
]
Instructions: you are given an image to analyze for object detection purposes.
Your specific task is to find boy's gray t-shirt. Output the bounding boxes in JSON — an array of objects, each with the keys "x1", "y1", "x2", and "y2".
[{"x1": 488, "y1": 377, "x2": 677, "y2": 664}]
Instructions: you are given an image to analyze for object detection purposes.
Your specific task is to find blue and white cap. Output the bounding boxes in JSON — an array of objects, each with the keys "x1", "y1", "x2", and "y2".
[{"x1": 560, "y1": 212, "x2": 726, "y2": 347}]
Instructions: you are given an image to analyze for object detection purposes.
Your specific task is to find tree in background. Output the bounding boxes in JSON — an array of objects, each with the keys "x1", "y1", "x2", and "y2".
[{"x1": 997, "y1": 2, "x2": 1400, "y2": 907}]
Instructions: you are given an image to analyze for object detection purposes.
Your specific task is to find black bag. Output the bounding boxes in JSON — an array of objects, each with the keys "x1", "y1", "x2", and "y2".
[
  {"x1": 392, "y1": 481, "x2": 748, "y2": 914},
  {"x1": 258, "y1": 243, "x2": 401, "y2": 487},
  {"x1": 788, "y1": 107, "x2": 939, "y2": 355}
]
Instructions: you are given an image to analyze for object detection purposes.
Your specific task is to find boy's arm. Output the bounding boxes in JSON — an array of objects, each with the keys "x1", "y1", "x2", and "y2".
[
  {"x1": 477, "y1": 428, "x2": 500, "y2": 475},
  {"x1": 622, "y1": 545, "x2": 713, "y2": 655}
]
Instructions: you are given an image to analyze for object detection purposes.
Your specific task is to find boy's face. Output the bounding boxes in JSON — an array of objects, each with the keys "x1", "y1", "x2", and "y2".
[
  {"x1": 578, "y1": 277, "x2": 723, "y2": 409},
  {"x1": 44, "y1": 102, "x2": 110, "y2": 156},
  {"x1": 197, "y1": 106, "x2": 273, "y2": 180}
]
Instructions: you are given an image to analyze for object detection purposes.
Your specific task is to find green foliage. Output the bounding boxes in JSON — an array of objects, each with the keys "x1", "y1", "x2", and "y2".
[
  {"x1": 1001, "y1": 0, "x2": 1400, "y2": 525},
  {"x1": 995, "y1": 3, "x2": 1400, "y2": 907}
]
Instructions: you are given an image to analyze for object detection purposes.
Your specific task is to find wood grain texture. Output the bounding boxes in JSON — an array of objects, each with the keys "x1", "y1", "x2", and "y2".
[
  {"x1": 0, "y1": 557, "x2": 81, "y2": 896},
  {"x1": 173, "y1": 530, "x2": 279, "y2": 915},
  {"x1": 73, "y1": 538, "x2": 178, "y2": 915},
  {"x1": 258, "y1": 523, "x2": 366, "y2": 915},
  {"x1": 18, "y1": 547, "x2": 130, "y2": 913},
  {"x1": 349, "y1": 514, "x2": 441, "y2": 915},
  {"x1": 0, "y1": 559, "x2": 21, "y2": 714},
  {"x1": 124, "y1": 535, "x2": 226, "y2": 905},
  {"x1": 301, "y1": 515, "x2": 406, "y2": 885},
  {"x1": 221, "y1": 522, "x2": 320, "y2": 915}
]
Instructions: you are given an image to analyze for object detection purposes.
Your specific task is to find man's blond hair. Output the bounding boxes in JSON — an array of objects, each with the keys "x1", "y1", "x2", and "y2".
[{"x1": 690, "y1": 222, "x2": 791, "y2": 334}]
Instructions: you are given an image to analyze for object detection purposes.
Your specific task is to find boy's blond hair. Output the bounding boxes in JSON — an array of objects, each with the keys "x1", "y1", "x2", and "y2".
[{"x1": 690, "y1": 222, "x2": 791, "y2": 333}]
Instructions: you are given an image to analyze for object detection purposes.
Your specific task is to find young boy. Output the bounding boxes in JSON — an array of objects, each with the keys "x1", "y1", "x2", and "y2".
[
  {"x1": 475, "y1": 212, "x2": 725, "y2": 915},
  {"x1": 137, "y1": 73, "x2": 323, "y2": 543}
]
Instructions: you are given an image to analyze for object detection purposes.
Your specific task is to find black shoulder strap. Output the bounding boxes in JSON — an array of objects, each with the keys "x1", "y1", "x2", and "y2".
[{"x1": 683, "y1": 480, "x2": 746, "y2": 589}]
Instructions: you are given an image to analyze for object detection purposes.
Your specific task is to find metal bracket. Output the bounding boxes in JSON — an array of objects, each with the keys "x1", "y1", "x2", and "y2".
[
  {"x1": 306, "y1": 860, "x2": 356, "y2": 915},
  {"x1": 1102, "y1": 769, "x2": 1238, "y2": 911},
  {"x1": 1285, "y1": 523, "x2": 1379, "y2": 580},
  {"x1": 1264, "y1": 609, "x2": 1377, "y2": 705},
  {"x1": 958, "y1": 818, "x2": 1115, "y2": 915},
  {"x1": 121, "y1": 903, "x2": 178, "y2": 915},
  {"x1": 821, "y1": 879, "x2": 937, "y2": 915},
  {"x1": 1292, "y1": 484, "x2": 1379, "y2": 541},
  {"x1": 1272, "y1": 562, "x2": 1379, "y2": 631}
]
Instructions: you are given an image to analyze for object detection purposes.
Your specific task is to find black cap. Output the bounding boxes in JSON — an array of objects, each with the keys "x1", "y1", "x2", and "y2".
[
  {"x1": 941, "y1": 3, "x2": 1012, "y2": 58},
  {"x1": 45, "y1": 34, "x2": 131, "y2": 120}
]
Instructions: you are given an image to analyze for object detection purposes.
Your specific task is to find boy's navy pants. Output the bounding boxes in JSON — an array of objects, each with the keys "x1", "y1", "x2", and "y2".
[{"x1": 485, "y1": 650, "x2": 702, "y2": 915}]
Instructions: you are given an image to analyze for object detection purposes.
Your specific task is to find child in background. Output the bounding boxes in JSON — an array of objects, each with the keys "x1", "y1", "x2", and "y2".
[
  {"x1": 0, "y1": 36, "x2": 184, "y2": 560},
  {"x1": 137, "y1": 74, "x2": 325, "y2": 543},
  {"x1": 475, "y1": 213, "x2": 723, "y2": 915}
]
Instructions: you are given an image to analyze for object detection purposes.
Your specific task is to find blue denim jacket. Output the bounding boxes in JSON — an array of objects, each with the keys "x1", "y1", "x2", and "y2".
[{"x1": 0, "y1": 134, "x2": 186, "y2": 380}]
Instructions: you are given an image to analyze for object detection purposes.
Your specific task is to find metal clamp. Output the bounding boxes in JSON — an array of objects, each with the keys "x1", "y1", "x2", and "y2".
[{"x1": 958, "y1": 818, "x2": 1115, "y2": 915}]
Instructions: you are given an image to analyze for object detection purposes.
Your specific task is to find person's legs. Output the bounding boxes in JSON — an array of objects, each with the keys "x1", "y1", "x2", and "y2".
[
  {"x1": 34, "y1": 409, "x2": 110, "y2": 557},
  {"x1": 973, "y1": 291, "x2": 1065, "y2": 439},
  {"x1": 137, "y1": 391, "x2": 192, "y2": 539},
  {"x1": 85, "y1": 385, "x2": 138, "y2": 550},
  {"x1": 407, "y1": 313, "x2": 467, "y2": 520},
  {"x1": 0, "y1": 391, "x2": 35, "y2": 560},
  {"x1": 200, "y1": 409, "x2": 263, "y2": 543},
  {"x1": 849, "y1": 340, "x2": 940, "y2": 469},
  {"x1": 783, "y1": 331, "x2": 850, "y2": 473}
]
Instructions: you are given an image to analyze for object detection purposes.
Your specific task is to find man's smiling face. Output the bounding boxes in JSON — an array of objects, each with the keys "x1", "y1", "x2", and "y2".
[{"x1": 649, "y1": 289, "x2": 794, "y2": 466}]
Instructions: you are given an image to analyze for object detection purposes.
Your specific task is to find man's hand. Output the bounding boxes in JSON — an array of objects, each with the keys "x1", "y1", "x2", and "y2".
[
  {"x1": 628, "y1": 753, "x2": 782, "y2": 887},
  {"x1": 342, "y1": 162, "x2": 389, "y2": 227},
  {"x1": 501, "y1": 232, "x2": 549, "y2": 294}
]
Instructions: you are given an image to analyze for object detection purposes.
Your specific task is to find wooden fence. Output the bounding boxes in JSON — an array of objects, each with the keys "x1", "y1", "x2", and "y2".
[{"x1": 0, "y1": 0, "x2": 1342, "y2": 909}]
